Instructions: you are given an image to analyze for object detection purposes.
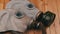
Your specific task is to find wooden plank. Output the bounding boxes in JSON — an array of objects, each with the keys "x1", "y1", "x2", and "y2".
[
  {"x1": 46, "y1": 28, "x2": 51, "y2": 34},
  {"x1": 0, "y1": 3, "x2": 4, "y2": 10},
  {"x1": 46, "y1": 0, "x2": 60, "y2": 34},
  {"x1": 0, "y1": 0, "x2": 10, "y2": 9},
  {"x1": 56, "y1": 0, "x2": 60, "y2": 25},
  {"x1": 0, "y1": 0, "x2": 4, "y2": 3},
  {"x1": 45, "y1": 0, "x2": 56, "y2": 34},
  {"x1": 0, "y1": 0, "x2": 4, "y2": 10},
  {"x1": 55, "y1": 0, "x2": 60, "y2": 34}
]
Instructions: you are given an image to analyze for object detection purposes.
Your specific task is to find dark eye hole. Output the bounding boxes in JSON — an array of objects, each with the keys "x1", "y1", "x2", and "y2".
[
  {"x1": 16, "y1": 12, "x2": 22, "y2": 17},
  {"x1": 15, "y1": 12, "x2": 24, "y2": 19},
  {"x1": 27, "y1": 4, "x2": 34, "y2": 8}
]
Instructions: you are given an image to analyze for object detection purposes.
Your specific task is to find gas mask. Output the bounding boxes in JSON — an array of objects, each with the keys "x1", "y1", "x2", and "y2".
[
  {"x1": 0, "y1": 0, "x2": 56, "y2": 34},
  {"x1": 0, "y1": 0, "x2": 39, "y2": 32}
]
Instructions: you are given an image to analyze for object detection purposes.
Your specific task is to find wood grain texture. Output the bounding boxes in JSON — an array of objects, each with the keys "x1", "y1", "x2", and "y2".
[
  {"x1": 0, "y1": 0, "x2": 10, "y2": 9},
  {"x1": 0, "y1": 0, "x2": 4, "y2": 10}
]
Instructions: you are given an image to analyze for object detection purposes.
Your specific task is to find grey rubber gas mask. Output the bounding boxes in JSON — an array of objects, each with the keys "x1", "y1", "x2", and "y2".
[
  {"x1": 0, "y1": 0, "x2": 56, "y2": 34},
  {"x1": 0, "y1": 0, "x2": 39, "y2": 32}
]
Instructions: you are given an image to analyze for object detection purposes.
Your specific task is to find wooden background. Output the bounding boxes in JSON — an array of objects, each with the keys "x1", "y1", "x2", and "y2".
[
  {"x1": 0, "y1": 0, "x2": 60, "y2": 34},
  {"x1": 0, "y1": 0, "x2": 9, "y2": 9}
]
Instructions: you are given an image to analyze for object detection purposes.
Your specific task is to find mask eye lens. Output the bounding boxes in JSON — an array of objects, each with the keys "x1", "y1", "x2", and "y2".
[{"x1": 27, "y1": 4, "x2": 34, "y2": 8}]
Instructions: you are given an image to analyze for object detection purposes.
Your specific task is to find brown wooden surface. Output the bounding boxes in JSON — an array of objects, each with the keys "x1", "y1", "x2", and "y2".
[
  {"x1": 0, "y1": 0, "x2": 4, "y2": 10},
  {"x1": 0, "y1": 0, "x2": 60, "y2": 34},
  {"x1": 0, "y1": 0, "x2": 10, "y2": 9}
]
